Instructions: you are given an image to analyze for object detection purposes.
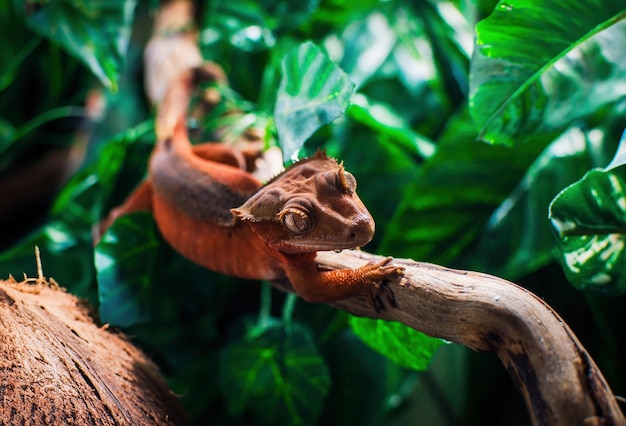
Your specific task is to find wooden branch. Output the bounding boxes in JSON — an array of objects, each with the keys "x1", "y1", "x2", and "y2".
[{"x1": 272, "y1": 250, "x2": 626, "y2": 426}]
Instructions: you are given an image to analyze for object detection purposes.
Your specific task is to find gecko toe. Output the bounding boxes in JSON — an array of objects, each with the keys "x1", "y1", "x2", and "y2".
[
  {"x1": 381, "y1": 282, "x2": 397, "y2": 308},
  {"x1": 373, "y1": 294, "x2": 384, "y2": 313},
  {"x1": 368, "y1": 280, "x2": 397, "y2": 312}
]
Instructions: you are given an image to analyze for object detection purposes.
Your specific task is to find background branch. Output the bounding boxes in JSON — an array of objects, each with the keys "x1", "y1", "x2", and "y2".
[{"x1": 272, "y1": 250, "x2": 626, "y2": 426}]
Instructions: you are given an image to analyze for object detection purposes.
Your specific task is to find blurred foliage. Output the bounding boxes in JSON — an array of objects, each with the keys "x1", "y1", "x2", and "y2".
[
  {"x1": 18, "y1": 0, "x2": 137, "y2": 91},
  {"x1": 1, "y1": 0, "x2": 626, "y2": 425}
]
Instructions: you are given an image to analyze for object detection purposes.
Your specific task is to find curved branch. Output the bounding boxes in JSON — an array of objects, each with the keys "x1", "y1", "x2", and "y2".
[{"x1": 271, "y1": 250, "x2": 626, "y2": 426}]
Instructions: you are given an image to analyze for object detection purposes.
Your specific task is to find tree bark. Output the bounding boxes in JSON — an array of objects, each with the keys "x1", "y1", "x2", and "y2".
[
  {"x1": 271, "y1": 250, "x2": 626, "y2": 426},
  {"x1": 0, "y1": 280, "x2": 188, "y2": 426}
]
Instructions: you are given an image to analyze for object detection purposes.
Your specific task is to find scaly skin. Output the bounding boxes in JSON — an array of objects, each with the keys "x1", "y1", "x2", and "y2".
[{"x1": 100, "y1": 64, "x2": 403, "y2": 307}]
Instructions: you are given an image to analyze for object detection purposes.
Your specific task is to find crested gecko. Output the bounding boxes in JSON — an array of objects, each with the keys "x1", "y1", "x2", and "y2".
[{"x1": 100, "y1": 64, "x2": 403, "y2": 308}]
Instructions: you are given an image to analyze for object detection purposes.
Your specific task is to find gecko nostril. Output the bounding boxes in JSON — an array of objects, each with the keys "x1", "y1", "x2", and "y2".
[{"x1": 349, "y1": 232, "x2": 357, "y2": 240}]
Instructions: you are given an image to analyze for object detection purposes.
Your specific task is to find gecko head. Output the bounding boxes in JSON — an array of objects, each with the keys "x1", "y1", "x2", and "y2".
[{"x1": 231, "y1": 151, "x2": 375, "y2": 253}]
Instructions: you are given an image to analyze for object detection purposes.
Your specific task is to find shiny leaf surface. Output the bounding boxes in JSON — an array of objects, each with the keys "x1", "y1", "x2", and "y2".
[
  {"x1": 379, "y1": 107, "x2": 545, "y2": 264},
  {"x1": 461, "y1": 127, "x2": 598, "y2": 279},
  {"x1": 275, "y1": 41, "x2": 354, "y2": 159},
  {"x1": 333, "y1": 11, "x2": 395, "y2": 88},
  {"x1": 349, "y1": 316, "x2": 445, "y2": 371},
  {"x1": 470, "y1": 1, "x2": 626, "y2": 145},
  {"x1": 203, "y1": 0, "x2": 319, "y2": 52},
  {"x1": 549, "y1": 130, "x2": 626, "y2": 294},
  {"x1": 348, "y1": 94, "x2": 436, "y2": 159}
]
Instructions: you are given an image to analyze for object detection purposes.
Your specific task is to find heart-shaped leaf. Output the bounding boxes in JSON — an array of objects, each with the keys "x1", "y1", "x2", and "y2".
[
  {"x1": 218, "y1": 322, "x2": 330, "y2": 425},
  {"x1": 274, "y1": 41, "x2": 354, "y2": 159}
]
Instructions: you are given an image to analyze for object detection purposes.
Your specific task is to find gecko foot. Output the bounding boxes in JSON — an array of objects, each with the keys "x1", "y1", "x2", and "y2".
[{"x1": 362, "y1": 257, "x2": 404, "y2": 312}]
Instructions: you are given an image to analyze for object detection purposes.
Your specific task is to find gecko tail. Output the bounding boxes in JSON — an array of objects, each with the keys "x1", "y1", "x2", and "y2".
[{"x1": 155, "y1": 63, "x2": 227, "y2": 145}]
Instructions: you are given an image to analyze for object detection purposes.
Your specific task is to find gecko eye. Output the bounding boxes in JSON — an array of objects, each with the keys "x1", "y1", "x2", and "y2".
[{"x1": 279, "y1": 207, "x2": 312, "y2": 234}]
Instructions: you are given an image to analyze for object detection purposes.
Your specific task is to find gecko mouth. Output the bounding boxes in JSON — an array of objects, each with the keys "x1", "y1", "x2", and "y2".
[{"x1": 273, "y1": 239, "x2": 368, "y2": 253}]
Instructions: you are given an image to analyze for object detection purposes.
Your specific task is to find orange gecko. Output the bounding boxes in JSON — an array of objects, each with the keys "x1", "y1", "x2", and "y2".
[{"x1": 100, "y1": 64, "x2": 403, "y2": 308}]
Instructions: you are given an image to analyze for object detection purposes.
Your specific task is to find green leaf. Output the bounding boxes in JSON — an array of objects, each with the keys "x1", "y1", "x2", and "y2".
[
  {"x1": 332, "y1": 6, "x2": 465, "y2": 138},
  {"x1": 606, "y1": 130, "x2": 626, "y2": 170},
  {"x1": 23, "y1": 0, "x2": 137, "y2": 90},
  {"x1": 6, "y1": 105, "x2": 85, "y2": 146},
  {"x1": 334, "y1": 11, "x2": 395, "y2": 88},
  {"x1": 0, "y1": 3, "x2": 42, "y2": 91},
  {"x1": 42, "y1": 120, "x2": 152, "y2": 236},
  {"x1": 349, "y1": 317, "x2": 445, "y2": 371},
  {"x1": 218, "y1": 322, "x2": 331, "y2": 425},
  {"x1": 379, "y1": 106, "x2": 545, "y2": 264},
  {"x1": 118, "y1": 262, "x2": 235, "y2": 413},
  {"x1": 203, "y1": 0, "x2": 319, "y2": 52},
  {"x1": 0, "y1": 36, "x2": 40, "y2": 92},
  {"x1": 549, "y1": 129, "x2": 626, "y2": 294},
  {"x1": 274, "y1": 41, "x2": 355, "y2": 159},
  {"x1": 470, "y1": 1, "x2": 626, "y2": 145},
  {"x1": 348, "y1": 94, "x2": 436, "y2": 159},
  {"x1": 404, "y1": 1, "x2": 472, "y2": 101},
  {"x1": 0, "y1": 122, "x2": 152, "y2": 308},
  {"x1": 305, "y1": 0, "x2": 380, "y2": 29},
  {"x1": 460, "y1": 127, "x2": 599, "y2": 279},
  {"x1": 95, "y1": 212, "x2": 160, "y2": 326}
]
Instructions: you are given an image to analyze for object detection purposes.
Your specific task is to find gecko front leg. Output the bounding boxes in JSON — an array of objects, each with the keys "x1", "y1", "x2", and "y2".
[{"x1": 283, "y1": 257, "x2": 404, "y2": 311}]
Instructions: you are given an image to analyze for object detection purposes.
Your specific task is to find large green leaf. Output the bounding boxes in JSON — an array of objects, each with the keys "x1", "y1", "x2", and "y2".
[
  {"x1": 274, "y1": 41, "x2": 355, "y2": 159},
  {"x1": 218, "y1": 322, "x2": 331, "y2": 425},
  {"x1": 404, "y1": 0, "x2": 472, "y2": 101},
  {"x1": 55, "y1": 121, "x2": 153, "y2": 223},
  {"x1": 379, "y1": 107, "x2": 545, "y2": 264},
  {"x1": 470, "y1": 0, "x2": 626, "y2": 145},
  {"x1": 349, "y1": 317, "x2": 445, "y2": 371},
  {"x1": 332, "y1": 5, "x2": 466, "y2": 138},
  {"x1": 460, "y1": 127, "x2": 602, "y2": 279},
  {"x1": 0, "y1": 3, "x2": 31, "y2": 90},
  {"x1": 0, "y1": 35, "x2": 39, "y2": 92},
  {"x1": 549, "y1": 130, "x2": 626, "y2": 294},
  {"x1": 22, "y1": 0, "x2": 136, "y2": 90}
]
